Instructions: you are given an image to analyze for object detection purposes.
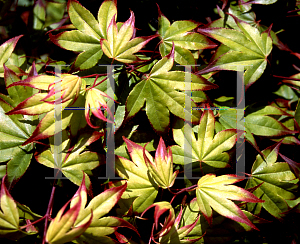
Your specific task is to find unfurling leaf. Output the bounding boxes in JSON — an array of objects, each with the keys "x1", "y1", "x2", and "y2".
[
  {"x1": 141, "y1": 202, "x2": 175, "y2": 240},
  {"x1": 196, "y1": 174, "x2": 264, "y2": 229},
  {"x1": 85, "y1": 87, "x2": 114, "y2": 128},
  {"x1": 160, "y1": 206, "x2": 202, "y2": 244},
  {"x1": 143, "y1": 137, "x2": 178, "y2": 189}
]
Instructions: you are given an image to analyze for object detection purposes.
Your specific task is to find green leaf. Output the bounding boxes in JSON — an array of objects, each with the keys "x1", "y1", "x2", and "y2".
[
  {"x1": 158, "y1": 8, "x2": 216, "y2": 65},
  {"x1": 50, "y1": 0, "x2": 117, "y2": 70},
  {"x1": 143, "y1": 137, "x2": 178, "y2": 189},
  {"x1": 101, "y1": 11, "x2": 156, "y2": 63},
  {"x1": 68, "y1": 0, "x2": 101, "y2": 39},
  {"x1": 198, "y1": 18, "x2": 272, "y2": 87},
  {"x1": 98, "y1": 0, "x2": 117, "y2": 39},
  {"x1": 246, "y1": 144, "x2": 298, "y2": 219},
  {"x1": 51, "y1": 30, "x2": 101, "y2": 52},
  {"x1": 196, "y1": 174, "x2": 263, "y2": 229},
  {"x1": 36, "y1": 131, "x2": 101, "y2": 190},
  {"x1": 0, "y1": 35, "x2": 23, "y2": 77},
  {"x1": 0, "y1": 175, "x2": 19, "y2": 235},
  {"x1": 245, "y1": 114, "x2": 296, "y2": 137},
  {"x1": 70, "y1": 176, "x2": 134, "y2": 243},
  {"x1": 172, "y1": 110, "x2": 240, "y2": 169},
  {"x1": 0, "y1": 70, "x2": 36, "y2": 183},
  {"x1": 113, "y1": 137, "x2": 159, "y2": 214},
  {"x1": 33, "y1": 0, "x2": 46, "y2": 30},
  {"x1": 126, "y1": 48, "x2": 216, "y2": 133},
  {"x1": 17, "y1": 203, "x2": 42, "y2": 221}
]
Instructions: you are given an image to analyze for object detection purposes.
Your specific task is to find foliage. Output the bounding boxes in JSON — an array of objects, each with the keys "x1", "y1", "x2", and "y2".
[{"x1": 0, "y1": 0, "x2": 300, "y2": 243}]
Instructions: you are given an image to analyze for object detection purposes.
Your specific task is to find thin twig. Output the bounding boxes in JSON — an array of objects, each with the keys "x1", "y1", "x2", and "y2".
[{"x1": 42, "y1": 182, "x2": 57, "y2": 244}]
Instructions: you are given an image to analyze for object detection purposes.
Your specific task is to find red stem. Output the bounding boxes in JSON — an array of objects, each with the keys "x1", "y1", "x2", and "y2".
[
  {"x1": 20, "y1": 215, "x2": 46, "y2": 230},
  {"x1": 42, "y1": 183, "x2": 57, "y2": 244}
]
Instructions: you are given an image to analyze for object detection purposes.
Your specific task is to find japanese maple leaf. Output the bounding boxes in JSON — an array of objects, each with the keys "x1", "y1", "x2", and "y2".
[
  {"x1": 172, "y1": 109, "x2": 242, "y2": 169},
  {"x1": 157, "y1": 5, "x2": 217, "y2": 65},
  {"x1": 197, "y1": 15, "x2": 272, "y2": 88},
  {"x1": 196, "y1": 174, "x2": 264, "y2": 229},
  {"x1": 100, "y1": 11, "x2": 157, "y2": 63},
  {"x1": 126, "y1": 46, "x2": 217, "y2": 133}
]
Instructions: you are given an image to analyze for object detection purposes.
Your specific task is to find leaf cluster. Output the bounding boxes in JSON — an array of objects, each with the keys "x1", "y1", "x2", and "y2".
[{"x1": 0, "y1": 0, "x2": 300, "y2": 243}]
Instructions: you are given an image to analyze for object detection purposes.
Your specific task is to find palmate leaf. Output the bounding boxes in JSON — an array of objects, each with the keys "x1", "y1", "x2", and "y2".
[
  {"x1": 69, "y1": 177, "x2": 136, "y2": 244},
  {"x1": 198, "y1": 16, "x2": 272, "y2": 88},
  {"x1": 157, "y1": 6, "x2": 217, "y2": 65},
  {"x1": 35, "y1": 131, "x2": 102, "y2": 190},
  {"x1": 126, "y1": 47, "x2": 217, "y2": 133},
  {"x1": 196, "y1": 174, "x2": 264, "y2": 229},
  {"x1": 0, "y1": 175, "x2": 19, "y2": 235},
  {"x1": 112, "y1": 137, "x2": 159, "y2": 214},
  {"x1": 179, "y1": 198, "x2": 259, "y2": 244},
  {"x1": 171, "y1": 109, "x2": 241, "y2": 170},
  {"x1": 0, "y1": 67, "x2": 36, "y2": 183},
  {"x1": 50, "y1": 0, "x2": 117, "y2": 70},
  {"x1": 100, "y1": 11, "x2": 157, "y2": 63},
  {"x1": 46, "y1": 176, "x2": 129, "y2": 244},
  {"x1": 246, "y1": 143, "x2": 299, "y2": 219}
]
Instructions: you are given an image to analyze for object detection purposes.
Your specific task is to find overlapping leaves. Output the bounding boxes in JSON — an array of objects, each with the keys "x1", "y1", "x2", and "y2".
[
  {"x1": 50, "y1": 0, "x2": 117, "y2": 70},
  {"x1": 172, "y1": 109, "x2": 241, "y2": 171},
  {"x1": 36, "y1": 131, "x2": 102, "y2": 190},
  {"x1": 100, "y1": 11, "x2": 156, "y2": 63},
  {"x1": 126, "y1": 47, "x2": 217, "y2": 133},
  {"x1": 198, "y1": 16, "x2": 272, "y2": 88},
  {"x1": 112, "y1": 137, "x2": 159, "y2": 214},
  {"x1": 46, "y1": 176, "x2": 135, "y2": 244},
  {"x1": 157, "y1": 6, "x2": 216, "y2": 65},
  {"x1": 246, "y1": 143, "x2": 299, "y2": 219},
  {"x1": 196, "y1": 174, "x2": 264, "y2": 229},
  {"x1": 5, "y1": 73, "x2": 84, "y2": 145},
  {"x1": 0, "y1": 66, "x2": 36, "y2": 183}
]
